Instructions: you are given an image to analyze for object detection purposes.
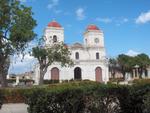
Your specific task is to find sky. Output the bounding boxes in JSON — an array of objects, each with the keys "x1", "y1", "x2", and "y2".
[{"x1": 9, "y1": 0, "x2": 150, "y2": 74}]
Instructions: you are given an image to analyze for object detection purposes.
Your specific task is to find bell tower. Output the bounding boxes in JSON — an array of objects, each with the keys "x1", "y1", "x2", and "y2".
[
  {"x1": 44, "y1": 20, "x2": 64, "y2": 46},
  {"x1": 83, "y1": 24, "x2": 104, "y2": 47}
]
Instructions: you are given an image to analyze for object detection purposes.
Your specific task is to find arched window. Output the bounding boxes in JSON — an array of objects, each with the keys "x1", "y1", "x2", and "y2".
[
  {"x1": 75, "y1": 52, "x2": 79, "y2": 59},
  {"x1": 96, "y1": 52, "x2": 99, "y2": 59},
  {"x1": 53, "y1": 35, "x2": 57, "y2": 43}
]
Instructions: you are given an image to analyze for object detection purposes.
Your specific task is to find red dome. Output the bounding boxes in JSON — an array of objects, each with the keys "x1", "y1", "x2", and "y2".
[
  {"x1": 86, "y1": 24, "x2": 99, "y2": 31},
  {"x1": 48, "y1": 20, "x2": 62, "y2": 28}
]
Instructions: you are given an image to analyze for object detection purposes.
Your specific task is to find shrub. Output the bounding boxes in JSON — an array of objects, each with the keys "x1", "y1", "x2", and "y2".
[
  {"x1": 25, "y1": 82, "x2": 121, "y2": 113},
  {"x1": 132, "y1": 79, "x2": 150, "y2": 84},
  {"x1": 43, "y1": 80, "x2": 59, "y2": 84},
  {"x1": 0, "y1": 81, "x2": 150, "y2": 113},
  {"x1": 25, "y1": 81, "x2": 150, "y2": 113},
  {"x1": 143, "y1": 92, "x2": 150, "y2": 113}
]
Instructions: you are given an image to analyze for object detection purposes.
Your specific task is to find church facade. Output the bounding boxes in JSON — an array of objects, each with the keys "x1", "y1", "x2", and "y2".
[{"x1": 34, "y1": 20, "x2": 109, "y2": 84}]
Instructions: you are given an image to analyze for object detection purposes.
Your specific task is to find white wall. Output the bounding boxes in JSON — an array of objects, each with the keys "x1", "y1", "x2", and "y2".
[
  {"x1": 70, "y1": 47, "x2": 106, "y2": 61},
  {"x1": 84, "y1": 31, "x2": 104, "y2": 47},
  {"x1": 44, "y1": 27, "x2": 64, "y2": 46},
  {"x1": 44, "y1": 61, "x2": 109, "y2": 83}
]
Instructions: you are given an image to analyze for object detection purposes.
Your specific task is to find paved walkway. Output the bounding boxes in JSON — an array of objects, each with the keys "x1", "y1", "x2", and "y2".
[{"x1": 0, "y1": 103, "x2": 28, "y2": 113}]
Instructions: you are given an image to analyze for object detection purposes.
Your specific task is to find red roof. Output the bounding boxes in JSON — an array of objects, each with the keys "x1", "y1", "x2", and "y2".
[
  {"x1": 48, "y1": 21, "x2": 62, "y2": 28},
  {"x1": 86, "y1": 24, "x2": 100, "y2": 31}
]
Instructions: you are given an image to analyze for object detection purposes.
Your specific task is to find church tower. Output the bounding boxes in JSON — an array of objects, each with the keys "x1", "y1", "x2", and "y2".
[
  {"x1": 44, "y1": 20, "x2": 64, "y2": 46},
  {"x1": 83, "y1": 24, "x2": 104, "y2": 47}
]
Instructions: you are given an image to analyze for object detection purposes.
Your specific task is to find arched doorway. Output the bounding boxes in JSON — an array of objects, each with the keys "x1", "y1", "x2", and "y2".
[
  {"x1": 95, "y1": 67, "x2": 102, "y2": 82},
  {"x1": 51, "y1": 67, "x2": 59, "y2": 80},
  {"x1": 74, "y1": 67, "x2": 82, "y2": 80}
]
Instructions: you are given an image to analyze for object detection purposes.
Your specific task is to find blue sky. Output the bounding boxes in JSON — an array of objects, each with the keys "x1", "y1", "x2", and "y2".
[{"x1": 9, "y1": 0, "x2": 150, "y2": 74}]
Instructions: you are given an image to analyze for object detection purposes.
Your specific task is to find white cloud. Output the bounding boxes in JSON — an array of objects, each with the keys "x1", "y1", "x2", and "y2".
[
  {"x1": 135, "y1": 10, "x2": 150, "y2": 24},
  {"x1": 95, "y1": 17, "x2": 112, "y2": 23},
  {"x1": 115, "y1": 18, "x2": 129, "y2": 26},
  {"x1": 76, "y1": 8, "x2": 85, "y2": 20},
  {"x1": 9, "y1": 54, "x2": 37, "y2": 74},
  {"x1": 126, "y1": 50, "x2": 140, "y2": 56},
  {"x1": 47, "y1": 0, "x2": 59, "y2": 9}
]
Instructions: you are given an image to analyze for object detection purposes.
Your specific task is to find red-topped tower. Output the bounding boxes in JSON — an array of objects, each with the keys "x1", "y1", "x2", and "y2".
[
  {"x1": 44, "y1": 20, "x2": 64, "y2": 46},
  {"x1": 83, "y1": 24, "x2": 104, "y2": 47},
  {"x1": 48, "y1": 20, "x2": 62, "y2": 28}
]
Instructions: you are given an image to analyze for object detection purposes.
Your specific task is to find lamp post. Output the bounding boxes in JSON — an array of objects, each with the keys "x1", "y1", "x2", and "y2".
[{"x1": 103, "y1": 57, "x2": 109, "y2": 84}]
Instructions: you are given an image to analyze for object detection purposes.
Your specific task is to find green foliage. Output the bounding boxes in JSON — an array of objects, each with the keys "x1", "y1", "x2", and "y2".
[
  {"x1": 0, "y1": 0, "x2": 36, "y2": 87},
  {"x1": 117, "y1": 54, "x2": 134, "y2": 73},
  {"x1": 43, "y1": 80, "x2": 59, "y2": 84},
  {"x1": 0, "y1": 81, "x2": 150, "y2": 113},
  {"x1": 32, "y1": 42, "x2": 73, "y2": 84},
  {"x1": 135, "y1": 54, "x2": 150, "y2": 67},
  {"x1": 6, "y1": 79, "x2": 34, "y2": 83},
  {"x1": 110, "y1": 53, "x2": 150, "y2": 79},
  {"x1": 25, "y1": 82, "x2": 150, "y2": 113},
  {"x1": 32, "y1": 43, "x2": 73, "y2": 67},
  {"x1": 0, "y1": 0, "x2": 37, "y2": 53},
  {"x1": 132, "y1": 79, "x2": 150, "y2": 85},
  {"x1": 143, "y1": 92, "x2": 150, "y2": 113},
  {"x1": 109, "y1": 58, "x2": 120, "y2": 78}
]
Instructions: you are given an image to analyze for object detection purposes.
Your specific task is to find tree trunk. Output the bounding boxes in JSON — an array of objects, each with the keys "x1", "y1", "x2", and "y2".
[
  {"x1": 39, "y1": 68, "x2": 44, "y2": 85},
  {"x1": 39, "y1": 65, "x2": 48, "y2": 85},
  {"x1": 0, "y1": 71, "x2": 7, "y2": 87},
  {"x1": 0, "y1": 56, "x2": 10, "y2": 87}
]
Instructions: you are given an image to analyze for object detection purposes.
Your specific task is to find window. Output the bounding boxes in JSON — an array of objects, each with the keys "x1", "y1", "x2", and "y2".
[
  {"x1": 53, "y1": 35, "x2": 57, "y2": 43},
  {"x1": 95, "y1": 38, "x2": 99, "y2": 43},
  {"x1": 96, "y1": 52, "x2": 99, "y2": 59},
  {"x1": 75, "y1": 52, "x2": 79, "y2": 60}
]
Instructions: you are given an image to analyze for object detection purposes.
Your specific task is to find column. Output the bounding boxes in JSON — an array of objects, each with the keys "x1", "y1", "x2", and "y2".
[
  {"x1": 133, "y1": 69, "x2": 135, "y2": 79},
  {"x1": 147, "y1": 68, "x2": 150, "y2": 79}
]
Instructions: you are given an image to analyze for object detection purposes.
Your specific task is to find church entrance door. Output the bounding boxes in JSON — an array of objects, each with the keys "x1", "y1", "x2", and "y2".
[
  {"x1": 74, "y1": 67, "x2": 82, "y2": 80},
  {"x1": 95, "y1": 67, "x2": 102, "y2": 82},
  {"x1": 51, "y1": 67, "x2": 59, "y2": 80}
]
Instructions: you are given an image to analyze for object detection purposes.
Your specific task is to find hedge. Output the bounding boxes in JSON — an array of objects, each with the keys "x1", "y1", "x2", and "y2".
[
  {"x1": 25, "y1": 81, "x2": 150, "y2": 113},
  {"x1": 43, "y1": 80, "x2": 59, "y2": 84},
  {"x1": 0, "y1": 81, "x2": 150, "y2": 113}
]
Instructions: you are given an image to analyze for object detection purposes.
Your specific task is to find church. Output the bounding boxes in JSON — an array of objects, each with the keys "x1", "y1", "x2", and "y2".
[{"x1": 34, "y1": 20, "x2": 109, "y2": 84}]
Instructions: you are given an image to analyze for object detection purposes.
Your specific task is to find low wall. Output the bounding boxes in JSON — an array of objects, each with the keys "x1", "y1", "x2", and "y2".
[{"x1": 0, "y1": 103, "x2": 27, "y2": 113}]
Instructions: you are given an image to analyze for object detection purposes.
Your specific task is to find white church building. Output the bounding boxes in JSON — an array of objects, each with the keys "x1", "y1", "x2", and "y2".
[{"x1": 35, "y1": 20, "x2": 109, "y2": 84}]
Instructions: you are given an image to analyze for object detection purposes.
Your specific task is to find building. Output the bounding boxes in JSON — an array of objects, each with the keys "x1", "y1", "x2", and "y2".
[{"x1": 34, "y1": 20, "x2": 109, "y2": 84}]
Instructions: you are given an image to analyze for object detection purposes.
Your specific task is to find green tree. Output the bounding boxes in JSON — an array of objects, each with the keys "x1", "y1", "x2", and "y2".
[
  {"x1": 0, "y1": 0, "x2": 36, "y2": 87},
  {"x1": 32, "y1": 42, "x2": 73, "y2": 85},
  {"x1": 117, "y1": 54, "x2": 134, "y2": 78},
  {"x1": 134, "y1": 53, "x2": 150, "y2": 78},
  {"x1": 109, "y1": 58, "x2": 120, "y2": 78}
]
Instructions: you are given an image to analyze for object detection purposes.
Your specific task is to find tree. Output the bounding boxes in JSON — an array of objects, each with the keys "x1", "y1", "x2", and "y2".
[
  {"x1": 0, "y1": 0, "x2": 36, "y2": 87},
  {"x1": 109, "y1": 58, "x2": 119, "y2": 78},
  {"x1": 32, "y1": 42, "x2": 73, "y2": 85},
  {"x1": 134, "y1": 53, "x2": 150, "y2": 78},
  {"x1": 117, "y1": 54, "x2": 134, "y2": 78}
]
